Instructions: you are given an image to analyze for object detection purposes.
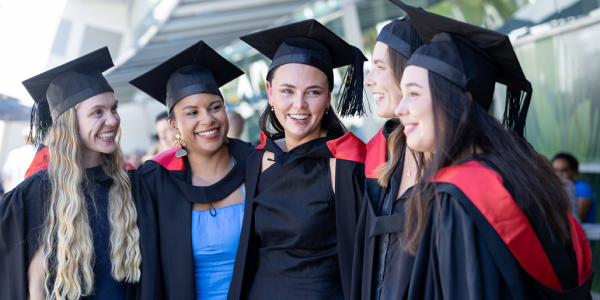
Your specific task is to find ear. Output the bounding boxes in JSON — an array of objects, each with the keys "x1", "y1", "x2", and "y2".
[
  {"x1": 266, "y1": 81, "x2": 273, "y2": 106},
  {"x1": 168, "y1": 118, "x2": 180, "y2": 136}
]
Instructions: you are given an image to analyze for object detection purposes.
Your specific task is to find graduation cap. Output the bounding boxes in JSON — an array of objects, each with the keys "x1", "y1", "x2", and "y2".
[
  {"x1": 376, "y1": 15, "x2": 423, "y2": 58},
  {"x1": 22, "y1": 46, "x2": 114, "y2": 146},
  {"x1": 390, "y1": 0, "x2": 532, "y2": 138},
  {"x1": 240, "y1": 19, "x2": 369, "y2": 117},
  {"x1": 129, "y1": 40, "x2": 244, "y2": 113}
]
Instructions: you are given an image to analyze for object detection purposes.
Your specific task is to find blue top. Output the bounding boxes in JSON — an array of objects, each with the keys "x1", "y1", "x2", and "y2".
[
  {"x1": 192, "y1": 157, "x2": 245, "y2": 300},
  {"x1": 575, "y1": 180, "x2": 597, "y2": 223}
]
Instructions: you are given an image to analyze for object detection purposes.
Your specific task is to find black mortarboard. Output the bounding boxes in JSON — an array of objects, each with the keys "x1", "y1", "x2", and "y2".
[
  {"x1": 129, "y1": 40, "x2": 244, "y2": 113},
  {"x1": 240, "y1": 19, "x2": 369, "y2": 117},
  {"x1": 390, "y1": 0, "x2": 532, "y2": 138},
  {"x1": 22, "y1": 46, "x2": 114, "y2": 146},
  {"x1": 376, "y1": 15, "x2": 423, "y2": 58}
]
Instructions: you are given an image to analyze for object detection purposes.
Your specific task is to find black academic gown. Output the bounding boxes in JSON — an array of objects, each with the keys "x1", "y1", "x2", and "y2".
[
  {"x1": 0, "y1": 146, "x2": 137, "y2": 300},
  {"x1": 351, "y1": 120, "x2": 416, "y2": 300},
  {"x1": 403, "y1": 159, "x2": 594, "y2": 300},
  {"x1": 227, "y1": 131, "x2": 366, "y2": 300},
  {"x1": 133, "y1": 138, "x2": 252, "y2": 300}
]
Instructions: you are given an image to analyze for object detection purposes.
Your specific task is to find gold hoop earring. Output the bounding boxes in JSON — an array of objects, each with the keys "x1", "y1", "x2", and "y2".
[{"x1": 172, "y1": 134, "x2": 188, "y2": 158}]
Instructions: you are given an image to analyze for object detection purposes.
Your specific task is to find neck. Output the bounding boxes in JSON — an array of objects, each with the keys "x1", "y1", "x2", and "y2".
[
  {"x1": 285, "y1": 129, "x2": 325, "y2": 151},
  {"x1": 187, "y1": 145, "x2": 231, "y2": 179},
  {"x1": 82, "y1": 150, "x2": 102, "y2": 169}
]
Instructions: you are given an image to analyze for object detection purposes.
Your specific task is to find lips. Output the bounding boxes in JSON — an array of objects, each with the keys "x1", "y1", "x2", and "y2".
[
  {"x1": 96, "y1": 131, "x2": 115, "y2": 140},
  {"x1": 403, "y1": 123, "x2": 417, "y2": 134},
  {"x1": 373, "y1": 93, "x2": 385, "y2": 100},
  {"x1": 289, "y1": 114, "x2": 309, "y2": 120},
  {"x1": 195, "y1": 127, "x2": 220, "y2": 139}
]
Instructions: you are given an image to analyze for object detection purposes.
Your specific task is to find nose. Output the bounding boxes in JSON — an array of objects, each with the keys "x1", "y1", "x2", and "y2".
[
  {"x1": 105, "y1": 110, "x2": 119, "y2": 127},
  {"x1": 199, "y1": 109, "x2": 213, "y2": 125},
  {"x1": 293, "y1": 94, "x2": 307, "y2": 110},
  {"x1": 394, "y1": 94, "x2": 409, "y2": 119},
  {"x1": 364, "y1": 68, "x2": 375, "y2": 87}
]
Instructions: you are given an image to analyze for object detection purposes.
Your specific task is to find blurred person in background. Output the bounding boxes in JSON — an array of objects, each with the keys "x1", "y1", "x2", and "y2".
[
  {"x1": 227, "y1": 111, "x2": 244, "y2": 140},
  {"x1": 144, "y1": 111, "x2": 176, "y2": 161},
  {"x1": 127, "y1": 149, "x2": 146, "y2": 169},
  {"x1": 553, "y1": 152, "x2": 597, "y2": 223},
  {"x1": 1, "y1": 127, "x2": 36, "y2": 192}
]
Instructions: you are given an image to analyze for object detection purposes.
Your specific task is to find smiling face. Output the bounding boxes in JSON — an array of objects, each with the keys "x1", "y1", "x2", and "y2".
[
  {"x1": 75, "y1": 91, "x2": 120, "y2": 165},
  {"x1": 169, "y1": 93, "x2": 228, "y2": 155},
  {"x1": 266, "y1": 63, "x2": 331, "y2": 146},
  {"x1": 396, "y1": 65, "x2": 435, "y2": 153},
  {"x1": 365, "y1": 41, "x2": 403, "y2": 119}
]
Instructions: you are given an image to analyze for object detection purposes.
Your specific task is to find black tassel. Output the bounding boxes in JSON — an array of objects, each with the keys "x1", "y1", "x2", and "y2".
[
  {"x1": 502, "y1": 81, "x2": 532, "y2": 138},
  {"x1": 28, "y1": 100, "x2": 53, "y2": 148},
  {"x1": 336, "y1": 46, "x2": 370, "y2": 117}
]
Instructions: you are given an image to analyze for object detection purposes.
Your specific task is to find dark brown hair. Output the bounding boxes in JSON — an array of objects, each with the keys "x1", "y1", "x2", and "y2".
[
  {"x1": 403, "y1": 71, "x2": 571, "y2": 254},
  {"x1": 259, "y1": 65, "x2": 347, "y2": 139}
]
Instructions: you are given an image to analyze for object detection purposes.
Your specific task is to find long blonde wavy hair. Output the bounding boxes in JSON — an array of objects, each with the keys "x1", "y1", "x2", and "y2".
[{"x1": 40, "y1": 104, "x2": 141, "y2": 300}]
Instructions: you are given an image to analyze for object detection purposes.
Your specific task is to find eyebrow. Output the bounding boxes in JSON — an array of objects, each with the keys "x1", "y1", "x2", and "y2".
[
  {"x1": 405, "y1": 82, "x2": 424, "y2": 89},
  {"x1": 373, "y1": 59, "x2": 386, "y2": 65},
  {"x1": 279, "y1": 83, "x2": 324, "y2": 90}
]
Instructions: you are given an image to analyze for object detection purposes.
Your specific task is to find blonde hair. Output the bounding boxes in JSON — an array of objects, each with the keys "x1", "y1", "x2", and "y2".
[{"x1": 40, "y1": 105, "x2": 141, "y2": 300}]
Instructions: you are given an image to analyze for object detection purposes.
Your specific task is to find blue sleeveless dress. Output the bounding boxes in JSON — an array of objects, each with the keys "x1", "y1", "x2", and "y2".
[{"x1": 191, "y1": 157, "x2": 245, "y2": 300}]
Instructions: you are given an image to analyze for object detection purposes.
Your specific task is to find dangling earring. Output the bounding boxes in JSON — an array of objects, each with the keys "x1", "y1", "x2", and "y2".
[
  {"x1": 271, "y1": 105, "x2": 274, "y2": 111},
  {"x1": 172, "y1": 134, "x2": 188, "y2": 158},
  {"x1": 325, "y1": 107, "x2": 329, "y2": 114}
]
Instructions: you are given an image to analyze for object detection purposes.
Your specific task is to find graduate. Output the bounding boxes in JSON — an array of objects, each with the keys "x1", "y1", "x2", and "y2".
[
  {"x1": 391, "y1": 1, "x2": 593, "y2": 299},
  {"x1": 352, "y1": 15, "x2": 423, "y2": 300},
  {"x1": 228, "y1": 19, "x2": 368, "y2": 300},
  {"x1": 129, "y1": 40, "x2": 251, "y2": 300},
  {"x1": 0, "y1": 47, "x2": 141, "y2": 300}
]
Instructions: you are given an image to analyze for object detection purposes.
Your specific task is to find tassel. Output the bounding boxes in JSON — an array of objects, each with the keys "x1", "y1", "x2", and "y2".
[
  {"x1": 336, "y1": 46, "x2": 370, "y2": 117},
  {"x1": 28, "y1": 100, "x2": 53, "y2": 148},
  {"x1": 502, "y1": 81, "x2": 532, "y2": 138}
]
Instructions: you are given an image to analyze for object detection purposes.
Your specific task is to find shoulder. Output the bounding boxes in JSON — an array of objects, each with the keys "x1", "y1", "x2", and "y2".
[
  {"x1": 144, "y1": 148, "x2": 184, "y2": 172},
  {"x1": 1, "y1": 171, "x2": 48, "y2": 209},
  {"x1": 327, "y1": 132, "x2": 366, "y2": 164},
  {"x1": 575, "y1": 180, "x2": 595, "y2": 197}
]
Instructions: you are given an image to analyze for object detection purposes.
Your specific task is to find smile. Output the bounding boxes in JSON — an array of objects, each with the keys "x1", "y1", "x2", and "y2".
[
  {"x1": 196, "y1": 128, "x2": 219, "y2": 136},
  {"x1": 403, "y1": 123, "x2": 418, "y2": 134},
  {"x1": 289, "y1": 114, "x2": 309, "y2": 120},
  {"x1": 96, "y1": 131, "x2": 115, "y2": 140},
  {"x1": 373, "y1": 93, "x2": 385, "y2": 100}
]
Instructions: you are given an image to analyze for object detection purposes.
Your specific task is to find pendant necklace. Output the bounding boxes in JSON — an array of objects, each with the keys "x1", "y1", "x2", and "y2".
[{"x1": 406, "y1": 155, "x2": 417, "y2": 177}]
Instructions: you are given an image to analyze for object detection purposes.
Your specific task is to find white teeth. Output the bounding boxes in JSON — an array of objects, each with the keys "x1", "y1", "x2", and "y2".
[
  {"x1": 373, "y1": 93, "x2": 384, "y2": 100},
  {"x1": 97, "y1": 132, "x2": 115, "y2": 139},
  {"x1": 290, "y1": 114, "x2": 309, "y2": 120},
  {"x1": 404, "y1": 124, "x2": 415, "y2": 130},
  {"x1": 197, "y1": 129, "x2": 218, "y2": 136}
]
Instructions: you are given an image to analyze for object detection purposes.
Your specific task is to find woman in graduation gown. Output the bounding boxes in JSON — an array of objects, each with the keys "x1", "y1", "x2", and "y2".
[
  {"x1": 0, "y1": 47, "x2": 141, "y2": 300},
  {"x1": 129, "y1": 41, "x2": 252, "y2": 300},
  {"x1": 351, "y1": 16, "x2": 423, "y2": 300},
  {"x1": 391, "y1": 2, "x2": 593, "y2": 299},
  {"x1": 227, "y1": 20, "x2": 368, "y2": 300}
]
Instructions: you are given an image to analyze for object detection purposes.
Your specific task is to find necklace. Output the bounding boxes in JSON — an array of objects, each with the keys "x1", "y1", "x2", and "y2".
[
  {"x1": 191, "y1": 158, "x2": 233, "y2": 185},
  {"x1": 406, "y1": 155, "x2": 417, "y2": 177}
]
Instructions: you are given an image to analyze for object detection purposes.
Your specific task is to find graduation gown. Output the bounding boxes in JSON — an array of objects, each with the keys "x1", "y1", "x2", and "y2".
[
  {"x1": 350, "y1": 120, "x2": 416, "y2": 300},
  {"x1": 132, "y1": 138, "x2": 252, "y2": 300},
  {"x1": 403, "y1": 160, "x2": 594, "y2": 300},
  {"x1": 228, "y1": 131, "x2": 366, "y2": 300},
  {"x1": 0, "y1": 147, "x2": 137, "y2": 300}
]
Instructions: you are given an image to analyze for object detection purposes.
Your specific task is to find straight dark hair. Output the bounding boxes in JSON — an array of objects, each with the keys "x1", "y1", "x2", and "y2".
[
  {"x1": 403, "y1": 71, "x2": 572, "y2": 254},
  {"x1": 259, "y1": 65, "x2": 347, "y2": 139}
]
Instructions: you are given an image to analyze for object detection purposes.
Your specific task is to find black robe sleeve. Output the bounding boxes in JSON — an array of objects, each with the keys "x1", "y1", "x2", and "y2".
[
  {"x1": 0, "y1": 173, "x2": 47, "y2": 299},
  {"x1": 406, "y1": 190, "x2": 593, "y2": 300},
  {"x1": 131, "y1": 163, "x2": 164, "y2": 300},
  {"x1": 334, "y1": 159, "x2": 365, "y2": 300}
]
